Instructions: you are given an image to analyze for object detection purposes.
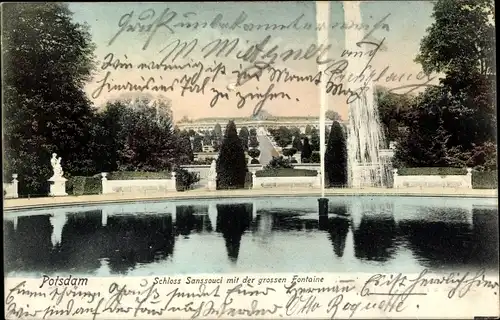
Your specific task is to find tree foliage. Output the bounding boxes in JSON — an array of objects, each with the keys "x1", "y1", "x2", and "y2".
[
  {"x1": 247, "y1": 148, "x2": 261, "y2": 159},
  {"x1": 239, "y1": 126, "x2": 249, "y2": 150},
  {"x1": 415, "y1": 0, "x2": 495, "y2": 77},
  {"x1": 2, "y1": 3, "x2": 97, "y2": 195},
  {"x1": 192, "y1": 136, "x2": 203, "y2": 153},
  {"x1": 282, "y1": 148, "x2": 298, "y2": 159},
  {"x1": 325, "y1": 121, "x2": 348, "y2": 187},
  {"x1": 292, "y1": 136, "x2": 303, "y2": 151},
  {"x1": 301, "y1": 137, "x2": 313, "y2": 161},
  {"x1": 396, "y1": 0, "x2": 496, "y2": 170},
  {"x1": 269, "y1": 127, "x2": 293, "y2": 148},
  {"x1": 216, "y1": 121, "x2": 248, "y2": 189},
  {"x1": 375, "y1": 86, "x2": 414, "y2": 142},
  {"x1": 249, "y1": 136, "x2": 260, "y2": 148},
  {"x1": 310, "y1": 128, "x2": 320, "y2": 151},
  {"x1": 99, "y1": 99, "x2": 183, "y2": 172}
]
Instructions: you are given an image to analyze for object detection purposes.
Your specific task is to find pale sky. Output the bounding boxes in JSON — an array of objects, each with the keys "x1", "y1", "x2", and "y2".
[{"x1": 68, "y1": 1, "x2": 437, "y2": 122}]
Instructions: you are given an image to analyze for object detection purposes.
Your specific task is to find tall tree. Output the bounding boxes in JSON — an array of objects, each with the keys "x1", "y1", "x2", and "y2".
[
  {"x1": 310, "y1": 128, "x2": 320, "y2": 151},
  {"x1": 292, "y1": 136, "x2": 303, "y2": 151},
  {"x1": 239, "y1": 126, "x2": 249, "y2": 150},
  {"x1": 216, "y1": 121, "x2": 248, "y2": 189},
  {"x1": 103, "y1": 99, "x2": 178, "y2": 172},
  {"x1": 178, "y1": 130, "x2": 194, "y2": 163},
  {"x1": 192, "y1": 135, "x2": 203, "y2": 153},
  {"x1": 415, "y1": 0, "x2": 495, "y2": 78},
  {"x1": 325, "y1": 121, "x2": 348, "y2": 187},
  {"x1": 3, "y1": 3, "x2": 97, "y2": 195},
  {"x1": 301, "y1": 137, "x2": 313, "y2": 161},
  {"x1": 397, "y1": 0, "x2": 496, "y2": 169}
]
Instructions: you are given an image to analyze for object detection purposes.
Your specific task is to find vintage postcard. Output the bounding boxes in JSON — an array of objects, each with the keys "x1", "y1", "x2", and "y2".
[{"x1": 2, "y1": 1, "x2": 498, "y2": 319}]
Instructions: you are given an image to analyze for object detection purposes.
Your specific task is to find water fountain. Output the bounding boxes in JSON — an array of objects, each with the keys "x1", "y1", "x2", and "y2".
[
  {"x1": 317, "y1": 1, "x2": 330, "y2": 216},
  {"x1": 344, "y1": 2, "x2": 391, "y2": 188}
]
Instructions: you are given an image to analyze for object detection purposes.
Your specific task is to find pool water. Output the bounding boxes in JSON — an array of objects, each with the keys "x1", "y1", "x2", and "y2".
[{"x1": 4, "y1": 196, "x2": 498, "y2": 277}]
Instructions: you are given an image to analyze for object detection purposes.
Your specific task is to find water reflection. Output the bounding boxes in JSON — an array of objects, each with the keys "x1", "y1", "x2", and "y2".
[
  {"x1": 3, "y1": 197, "x2": 498, "y2": 276},
  {"x1": 354, "y1": 215, "x2": 398, "y2": 263},
  {"x1": 216, "y1": 203, "x2": 252, "y2": 263},
  {"x1": 105, "y1": 214, "x2": 175, "y2": 274},
  {"x1": 318, "y1": 205, "x2": 350, "y2": 258},
  {"x1": 399, "y1": 208, "x2": 498, "y2": 270}
]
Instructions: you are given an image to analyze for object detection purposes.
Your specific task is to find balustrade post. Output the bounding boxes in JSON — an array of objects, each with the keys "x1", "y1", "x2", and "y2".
[
  {"x1": 171, "y1": 171, "x2": 177, "y2": 192},
  {"x1": 392, "y1": 169, "x2": 398, "y2": 188},
  {"x1": 315, "y1": 170, "x2": 322, "y2": 188},
  {"x1": 101, "y1": 173, "x2": 108, "y2": 194},
  {"x1": 466, "y1": 168, "x2": 473, "y2": 189},
  {"x1": 12, "y1": 174, "x2": 19, "y2": 198}
]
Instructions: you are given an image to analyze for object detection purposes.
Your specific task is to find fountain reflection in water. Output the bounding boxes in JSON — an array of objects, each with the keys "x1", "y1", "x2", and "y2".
[{"x1": 344, "y1": 2, "x2": 390, "y2": 187}]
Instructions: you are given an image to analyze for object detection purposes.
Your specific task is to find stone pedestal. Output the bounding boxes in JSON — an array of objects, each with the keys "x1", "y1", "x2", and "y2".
[
  {"x1": 207, "y1": 177, "x2": 216, "y2": 191},
  {"x1": 48, "y1": 176, "x2": 68, "y2": 196}
]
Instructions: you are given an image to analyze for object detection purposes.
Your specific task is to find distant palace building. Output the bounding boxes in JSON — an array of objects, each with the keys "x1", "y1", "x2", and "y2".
[{"x1": 176, "y1": 116, "x2": 343, "y2": 134}]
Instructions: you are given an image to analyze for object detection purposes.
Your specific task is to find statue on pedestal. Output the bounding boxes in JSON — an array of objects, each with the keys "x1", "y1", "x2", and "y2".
[
  {"x1": 207, "y1": 160, "x2": 217, "y2": 191},
  {"x1": 48, "y1": 153, "x2": 68, "y2": 196},
  {"x1": 51, "y1": 153, "x2": 64, "y2": 178}
]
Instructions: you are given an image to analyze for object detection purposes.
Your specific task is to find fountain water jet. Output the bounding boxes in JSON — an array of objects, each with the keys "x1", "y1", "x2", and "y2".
[
  {"x1": 343, "y1": 2, "x2": 391, "y2": 188},
  {"x1": 316, "y1": 1, "x2": 330, "y2": 213}
]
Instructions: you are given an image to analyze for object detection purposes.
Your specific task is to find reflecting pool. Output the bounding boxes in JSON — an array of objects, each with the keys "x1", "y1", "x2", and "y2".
[{"x1": 4, "y1": 196, "x2": 498, "y2": 277}]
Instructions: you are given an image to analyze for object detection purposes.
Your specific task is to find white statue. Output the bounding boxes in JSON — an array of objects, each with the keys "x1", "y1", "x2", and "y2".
[
  {"x1": 51, "y1": 153, "x2": 64, "y2": 178},
  {"x1": 208, "y1": 160, "x2": 216, "y2": 178},
  {"x1": 207, "y1": 159, "x2": 217, "y2": 191}
]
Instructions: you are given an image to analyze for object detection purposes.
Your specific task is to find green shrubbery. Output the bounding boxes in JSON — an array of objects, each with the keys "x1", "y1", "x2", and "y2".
[
  {"x1": 67, "y1": 176, "x2": 102, "y2": 195},
  {"x1": 175, "y1": 168, "x2": 200, "y2": 191},
  {"x1": 397, "y1": 167, "x2": 467, "y2": 176},
  {"x1": 265, "y1": 156, "x2": 293, "y2": 169},
  {"x1": 256, "y1": 168, "x2": 317, "y2": 177},
  {"x1": 471, "y1": 171, "x2": 498, "y2": 189},
  {"x1": 107, "y1": 171, "x2": 172, "y2": 180}
]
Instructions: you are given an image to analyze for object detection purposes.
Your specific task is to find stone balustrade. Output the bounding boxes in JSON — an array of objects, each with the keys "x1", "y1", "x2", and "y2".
[
  {"x1": 393, "y1": 168, "x2": 473, "y2": 189},
  {"x1": 251, "y1": 169, "x2": 322, "y2": 189},
  {"x1": 101, "y1": 172, "x2": 177, "y2": 194}
]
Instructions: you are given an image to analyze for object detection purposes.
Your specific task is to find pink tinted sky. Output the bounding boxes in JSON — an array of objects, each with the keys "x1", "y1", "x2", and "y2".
[{"x1": 69, "y1": 1, "x2": 437, "y2": 122}]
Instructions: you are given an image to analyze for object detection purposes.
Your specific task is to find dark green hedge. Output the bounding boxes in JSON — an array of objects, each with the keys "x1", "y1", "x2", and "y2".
[
  {"x1": 471, "y1": 171, "x2": 498, "y2": 189},
  {"x1": 397, "y1": 167, "x2": 467, "y2": 176},
  {"x1": 67, "y1": 176, "x2": 102, "y2": 195},
  {"x1": 107, "y1": 171, "x2": 172, "y2": 180},
  {"x1": 256, "y1": 168, "x2": 318, "y2": 177}
]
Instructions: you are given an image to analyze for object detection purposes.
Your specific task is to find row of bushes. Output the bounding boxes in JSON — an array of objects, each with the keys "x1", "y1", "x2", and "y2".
[
  {"x1": 396, "y1": 167, "x2": 497, "y2": 189},
  {"x1": 240, "y1": 169, "x2": 317, "y2": 188},
  {"x1": 255, "y1": 168, "x2": 318, "y2": 177},
  {"x1": 66, "y1": 175, "x2": 102, "y2": 196},
  {"x1": 107, "y1": 171, "x2": 172, "y2": 180},
  {"x1": 397, "y1": 167, "x2": 468, "y2": 176},
  {"x1": 471, "y1": 171, "x2": 497, "y2": 189}
]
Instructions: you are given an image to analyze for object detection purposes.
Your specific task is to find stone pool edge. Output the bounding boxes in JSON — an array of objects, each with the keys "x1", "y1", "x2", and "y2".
[{"x1": 3, "y1": 188, "x2": 497, "y2": 211}]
